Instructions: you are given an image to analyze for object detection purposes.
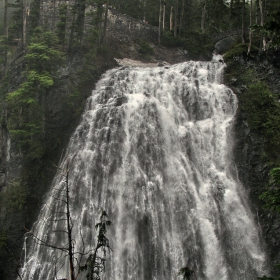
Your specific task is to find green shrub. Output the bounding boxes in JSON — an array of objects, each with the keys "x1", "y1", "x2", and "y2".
[
  {"x1": 224, "y1": 43, "x2": 259, "y2": 61},
  {"x1": 241, "y1": 81, "x2": 280, "y2": 161}
]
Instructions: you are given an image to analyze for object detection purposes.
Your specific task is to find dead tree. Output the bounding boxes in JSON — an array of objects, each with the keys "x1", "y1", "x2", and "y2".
[
  {"x1": 259, "y1": 0, "x2": 266, "y2": 49},
  {"x1": 174, "y1": 0, "x2": 178, "y2": 37},
  {"x1": 247, "y1": 0, "x2": 253, "y2": 54},
  {"x1": 158, "y1": 0, "x2": 162, "y2": 45},
  {"x1": 80, "y1": 210, "x2": 112, "y2": 280},
  {"x1": 241, "y1": 0, "x2": 246, "y2": 43},
  {"x1": 101, "y1": 0, "x2": 109, "y2": 44},
  {"x1": 22, "y1": 161, "x2": 112, "y2": 280},
  {"x1": 201, "y1": 0, "x2": 206, "y2": 33},
  {"x1": 179, "y1": 0, "x2": 185, "y2": 37}
]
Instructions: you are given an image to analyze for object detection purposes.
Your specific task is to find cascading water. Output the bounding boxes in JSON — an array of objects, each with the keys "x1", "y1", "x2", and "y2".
[{"x1": 19, "y1": 57, "x2": 268, "y2": 280}]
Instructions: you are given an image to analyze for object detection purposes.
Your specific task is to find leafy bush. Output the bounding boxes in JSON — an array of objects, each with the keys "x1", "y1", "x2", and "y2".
[
  {"x1": 241, "y1": 81, "x2": 280, "y2": 160},
  {"x1": 260, "y1": 167, "x2": 280, "y2": 214},
  {"x1": 224, "y1": 43, "x2": 259, "y2": 61}
]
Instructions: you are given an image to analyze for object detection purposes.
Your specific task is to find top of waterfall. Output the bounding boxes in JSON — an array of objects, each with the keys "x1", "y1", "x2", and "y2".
[
  {"x1": 114, "y1": 58, "x2": 171, "y2": 68},
  {"x1": 212, "y1": 54, "x2": 224, "y2": 63}
]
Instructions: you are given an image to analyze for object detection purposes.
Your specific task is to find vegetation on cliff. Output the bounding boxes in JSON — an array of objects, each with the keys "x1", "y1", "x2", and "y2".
[
  {"x1": 6, "y1": 29, "x2": 64, "y2": 160},
  {"x1": 224, "y1": 43, "x2": 280, "y2": 278}
]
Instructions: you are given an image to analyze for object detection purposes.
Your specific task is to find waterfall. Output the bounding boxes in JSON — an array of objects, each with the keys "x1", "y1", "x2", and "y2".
[{"x1": 19, "y1": 58, "x2": 268, "y2": 280}]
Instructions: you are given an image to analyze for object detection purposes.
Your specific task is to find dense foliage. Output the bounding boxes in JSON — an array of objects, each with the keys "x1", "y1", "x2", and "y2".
[
  {"x1": 242, "y1": 82, "x2": 280, "y2": 161},
  {"x1": 260, "y1": 167, "x2": 280, "y2": 214},
  {"x1": 224, "y1": 37, "x2": 280, "y2": 280},
  {"x1": 252, "y1": 1, "x2": 280, "y2": 50},
  {"x1": 6, "y1": 29, "x2": 64, "y2": 159}
]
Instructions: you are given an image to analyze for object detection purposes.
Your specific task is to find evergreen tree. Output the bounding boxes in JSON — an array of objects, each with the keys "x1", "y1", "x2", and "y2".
[{"x1": 6, "y1": 29, "x2": 64, "y2": 159}]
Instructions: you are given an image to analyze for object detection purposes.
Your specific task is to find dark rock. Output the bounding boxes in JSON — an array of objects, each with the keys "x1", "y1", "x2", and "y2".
[{"x1": 229, "y1": 53, "x2": 280, "y2": 275}]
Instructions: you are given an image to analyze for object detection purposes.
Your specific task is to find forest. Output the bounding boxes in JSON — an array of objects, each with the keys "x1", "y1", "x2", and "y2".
[{"x1": 0, "y1": 0, "x2": 279, "y2": 54}]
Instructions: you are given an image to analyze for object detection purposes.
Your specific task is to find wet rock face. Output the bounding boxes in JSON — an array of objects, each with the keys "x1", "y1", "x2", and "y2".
[
  {"x1": 0, "y1": 128, "x2": 24, "y2": 280},
  {"x1": 233, "y1": 103, "x2": 280, "y2": 273},
  {"x1": 0, "y1": 53, "x2": 27, "y2": 280},
  {"x1": 229, "y1": 55, "x2": 280, "y2": 273}
]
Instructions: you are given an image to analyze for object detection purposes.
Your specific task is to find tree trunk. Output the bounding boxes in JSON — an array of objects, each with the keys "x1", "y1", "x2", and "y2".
[
  {"x1": 242, "y1": 0, "x2": 246, "y2": 43},
  {"x1": 22, "y1": 0, "x2": 30, "y2": 48},
  {"x1": 259, "y1": 0, "x2": 266, "y2": 49},
  {"x1": 58, "y1": 4, "x2": 67, "y2": 51},
  {"x1": 52, "y1": 0, "x2": 56, "y2": 31},
  {"x1": 229, "y1": 0, "x2": 233, "y2": 29},
  {"x1": 248, "y1": 0, "x2": 253, "y2": 54},
  {"x1": 201, "y1": 1, "x2": 206, "y2": 33},
  {"x1": 179, "y1": 0, "x2": 185, "y2": 37},
  {"x1": 3, "y1": 0, "x2": 8, "y2": 36},
  {"x1": 158, "y1": 0, "x2": 162, "y2": 45},
  {"x1": 102, "y1": 0, "x2": 109, "y2": 44},
  {"x1": 143, "y1": 0, "x2": 146, "y2": 22},
  {"x1": 170, "y1": 6, "x2": 173, "y2": 30},
  {"x1": 174, "y1": 0, "x2": 178, "y2": 37},
  {"x1": 256, "y1": 0, "x2": 259, "y2": 24},
  {"x1": 96, "y1": 1, "x2": 103, "y2": 45},
  {"x1": 65, "y1": 164, "x2": 75, "y2": 280},
  {"x1": 3, "y1": 0, "x2": 8, "y2": 72},
  {"x1": 162, "y1": 0, "x2": 166, "y2": 31},
  {"x1": 68, "y1": 0, "x2": 78, "y2": 50}
]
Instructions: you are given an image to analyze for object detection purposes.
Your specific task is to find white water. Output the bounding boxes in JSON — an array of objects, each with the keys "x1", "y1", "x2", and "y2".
[{"x1": 19, "y1": 58, "x2": 268, "y2": 280}]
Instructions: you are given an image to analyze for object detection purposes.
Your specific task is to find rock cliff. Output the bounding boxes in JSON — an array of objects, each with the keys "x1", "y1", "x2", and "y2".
[{"x1": 228, "y1": 52, "x2": 280, "y2": 273}]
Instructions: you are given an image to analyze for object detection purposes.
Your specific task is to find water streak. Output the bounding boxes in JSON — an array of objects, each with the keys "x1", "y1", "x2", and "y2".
[{"x1": 19, "y1": 58, "x2": 268, "y2": 280}]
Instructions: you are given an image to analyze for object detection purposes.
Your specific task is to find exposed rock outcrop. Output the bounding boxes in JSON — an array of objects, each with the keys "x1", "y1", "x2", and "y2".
[{"x1": 114, "y1": 58, "x2": 170, "y2": 68}]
